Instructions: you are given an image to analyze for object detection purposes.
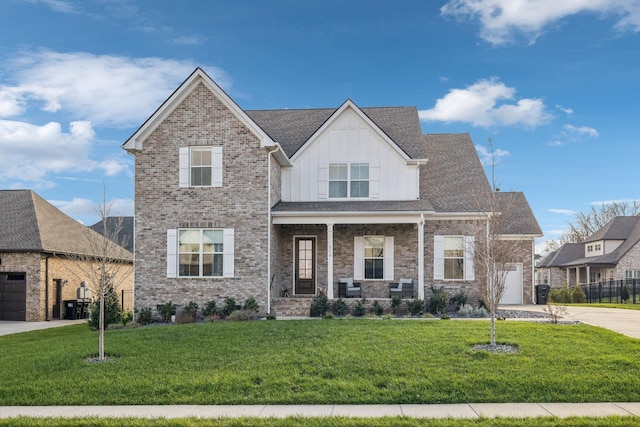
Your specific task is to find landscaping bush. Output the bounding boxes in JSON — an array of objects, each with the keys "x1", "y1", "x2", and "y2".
[
  {"x1": 88, "y1": 285, "x2": 122, "y2": 330},
  {"x1": 176, "y1": 311, "x2": 196, "y2": 324},
  {"x1": 571, "y1": 285, "x2": 587, "y2": 303},
  {"x1": 227, "y1": 309, "x2": 257, "y2": 321},
  {"x1": 429, "y1": 286, "x2": 448, "y2": 314},
  {"x1": 352, "y1": 298, "x2": 366, "y2": 317},
  {"x1": 221, "y1": 297, "x2": 238, "y2": 318},
  {"x1": 202, "y1": 300, "x2": 217, "y2": 317},
  {"x1": 136, "y1": 307, "x2": 152, "y2": 325},
  {"x1": 549, "y1": 287, "x2": 572, "y2": 304},
  {"x1": 157, "y1": 301, "x2": 177, "y2": 323},
  {"x1": 182, "y1": 301, "x2": 199, "y2": 322},
  {"x1": 309, "y1": 292, "x2": 329, "y2": 317},
  {"x1": 472, "y1": 306, "x2": 488, "y2": 317},
  {"x1": 391, "y1": 296, "x2": 402, "y2": 315},
  {"x1": 371, "y1": 300, "x2": 384, "y2": 316},
  {"x1": 331, "y1": 298, "x2": 347, "y2": 316},
  {"x1": 243, "y1": 297, "x2": 259, "y2": 312},
  {"x1": 408, "y1": 298, "x2": 424, "y2": 316},
  {"x1": 121, "y1": 310, "x2": 133, "y2": 326},
  {"x1": 622, "y1": 285, "x2": 630, "y2": 303},
  {"x1": 450, "y1": 291, "x2": 468, "y2": 309},
  {"x1": 458, "y1": 303, "x2": 474, "y2": 317}
]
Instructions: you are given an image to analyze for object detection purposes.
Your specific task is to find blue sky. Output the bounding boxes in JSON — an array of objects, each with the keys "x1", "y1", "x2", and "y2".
[{"x1": 1, "y1": 0, "x2": 639, "y2": 253}]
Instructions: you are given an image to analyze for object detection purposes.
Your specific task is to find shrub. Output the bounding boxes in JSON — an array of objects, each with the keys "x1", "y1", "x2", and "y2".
[
  {"x1": 322, "y1": 312, "x2": 335, "y2": 319},
  {"x1": 472, "y1": 306, "x2": 488, "y2": 318},
  {"x1": 227, "y1": 309, "x2": 257, "y2": 321},
  {"x1": 408, "y1": 299, "x2": 424, "y2": 316},
  {"x1": 182, "y1": 301, "x2": 199, "y2": 322},
  {"x1": 243, "y1": 297, "x2": 260, "y2": 312},
  {"x1": 157, "y1": 301, "x2": 177, "y2": 323},
  {"x1": 440, "y1": 314, "x2": 451, "y2": 320},
  {"x1": 331, "y1": 298, "x2": 348, "y2": 317},
  {"x1": 121, "y1": 311, "x2": 133, "y2": 326},
  {"x1": 136, "y1": 307, "x2": 152, "y2": 325},
  {"x1": 202, "y1": 300, "x2": 218, "y2": 317},
  {"x1": 310, "y1": 292, "x2": 329, "y2": 317},
  {"x1": 571, "y1": 286, "x2": 587, "y2": 303},
  {"x1": 352, "y1": 298, "x2": 366, "y2": 317},
  {"x1": 371, "y1": 300, "x2": 384, "y2": 316},
  {"x1": 176, "y1": 311, "x2": 196, "y2": 324},
  {"x1": 266, "y1": 314, "x2": 277, "y2": 320},
  {"x1": 88, "y1": 286, "x2": 122, "y2": 330},
  {"x1": 391, "y1": 296, "x2": 402, "y2": 315},
  {"x1": 622, "y1": 285, "x2": 630, "y2": 303},
  {"x1": 458, "y1": 303, "x2": 474, "y2": 317},
  {"x1": 450, "y1": 291, "x2": 468, "y2": 309},
  {"x1": 549, "y1": 287, "x2": 572, "y2": 304},
  {"x1": 221, "y1": 297, "x2": 237, "y2": 318},
  {"x1": 429, "y1": 286, "x2": 448, "y2": 314}
]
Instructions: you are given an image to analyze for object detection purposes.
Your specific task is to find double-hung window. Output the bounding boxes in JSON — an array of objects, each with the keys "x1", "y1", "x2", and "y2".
[
  {"x1": 328, "y1": 163, "x2": 369, "y2": 198},
  {"x1": 364, "y1": 236, "x2": 384, "y2": 279},
  {"x1": 444, "y1": 236, "x2": 464, "y2": 280},
  {"x1": 178, "y1": 229, "x2": 224, "y2": 277},
  {"x1": 434, "y1": 235, "x2": 474, "y2": 281},
  {"x1": 179, "y1": 146, "x2": 223, "y2": 188}
]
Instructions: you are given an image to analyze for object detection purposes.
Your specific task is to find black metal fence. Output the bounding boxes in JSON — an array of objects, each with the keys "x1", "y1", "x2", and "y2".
[{"x1": 581, "y1": 279, "x2": 640, "y2": 304}]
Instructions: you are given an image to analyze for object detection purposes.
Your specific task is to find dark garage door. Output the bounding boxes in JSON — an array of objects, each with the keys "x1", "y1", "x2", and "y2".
[{"x1": 0, "y1": 273, "x2": 27, "y2": 321}]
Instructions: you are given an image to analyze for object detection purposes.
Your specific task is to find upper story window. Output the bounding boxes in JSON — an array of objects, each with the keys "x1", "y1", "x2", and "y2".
[
  {"x1": 587, "y1": 245, "x2": 593, "y2": 253},
  {"x1": 328, "y1": 163, "x2": 369, "y2": 198},
  {"x1": 179, "y1": 146, "x2": 222, "y2": 188},
  {"x1": 595, "y1": 244, "x2": 602, "y2": 251}
]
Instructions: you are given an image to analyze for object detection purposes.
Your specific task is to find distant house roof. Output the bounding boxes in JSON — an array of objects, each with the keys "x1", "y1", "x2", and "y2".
[
  {"x1": 246, "y1": 105, "x2": 427, "y2": 159},
  {"x1": 583, "y1": 216, "x2": 640, "y2": 243},
  {"x1": 537, "y1": 243, "x2": 584, "y2": 268},
  {"x1": 0, "y1": 190, "x2": 132, "y2": 261},
  {"x1": 90, "y1": 217, "x2": 134, "y2": 252}
]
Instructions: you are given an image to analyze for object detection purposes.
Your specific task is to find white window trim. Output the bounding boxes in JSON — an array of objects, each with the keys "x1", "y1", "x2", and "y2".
[
  {"x1": 433, "y1": 235, "x2": 475, "y2": 281},
  {"x1": 167, "y1": 228, "x2": 234, "y2": 278},
  {"x1": 179, "y1": 146, "x2": 223, "y2": 188},
  {"x1": 327, "y1": 162, "x2": 370, "y2": 199},
  {"x1": 354, "y1": 236, "x2": 394, "y2": 281}
]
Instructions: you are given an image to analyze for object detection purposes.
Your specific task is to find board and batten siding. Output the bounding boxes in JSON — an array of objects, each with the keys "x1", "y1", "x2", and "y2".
[{"x1": 281, "y1": 108, "x2": 419, "y2": 202}]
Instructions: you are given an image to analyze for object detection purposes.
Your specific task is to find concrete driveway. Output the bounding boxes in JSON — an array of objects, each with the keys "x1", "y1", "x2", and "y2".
[
  {"x1": 502, "y1": 304, "x2": 640, "y2": 339},
  {"x1": 0, "y1": 319, "x2": 85, "y2": 337}
]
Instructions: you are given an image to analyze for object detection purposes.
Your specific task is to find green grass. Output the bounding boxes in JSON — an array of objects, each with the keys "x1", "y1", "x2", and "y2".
[
  {"x1": 1, "y1": 320, "x2": 640, "y2": 405},
  {"x1": 2, "y1": 417, "x2": 640, "y2": 427},
  {"x1": 564, "y1": 303, "x2": 640, "y2": 310}
]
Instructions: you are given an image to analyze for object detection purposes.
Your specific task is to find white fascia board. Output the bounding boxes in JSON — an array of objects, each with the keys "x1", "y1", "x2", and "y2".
[
  {"x1": 267, "y1": 143, "x2": 291, "y2": 166},
  {"x1": 498, "y1": 234, "x2": 544, "y2": 240},
  {"x1": 123, "y1": 68, "x2": 274, "y2": 153},
  {"x1": 424, "y1": 212, "x2": 492, "y2": 221},
  {"x1": 289, "y1": 99, "x2": 415, "y2": 164},
  {"x1": 271, "y1": 211, "x2": 429, "y2": 225}
]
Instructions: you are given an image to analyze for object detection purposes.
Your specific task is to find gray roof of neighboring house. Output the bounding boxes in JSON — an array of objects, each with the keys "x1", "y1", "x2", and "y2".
[
  {"x1": 0, "y1": 190, "x2": 132, "y2": 261},
  {"x1": 246, "y1": 105, "x2": 427, "y2": 159},
  {"x1": 537, "y1": 243, "x2": 584, "y2": 268},
  {"x1": 496, "y1": 192, "x2": 543, "y2": 236},
  {"x1": 421, "y1": 133, "x2": 493, "y2": 213},
  {"x1": 90, "y1": 217, "x2": 134, "y2": 252},
  {"x1": 583, "y1": 216, "x2": 640, "y2": 243}
]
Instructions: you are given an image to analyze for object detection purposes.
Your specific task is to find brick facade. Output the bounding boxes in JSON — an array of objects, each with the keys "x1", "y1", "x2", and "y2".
[{"x1": 133, "y1": 82, "x2": 271, "y2": 316}]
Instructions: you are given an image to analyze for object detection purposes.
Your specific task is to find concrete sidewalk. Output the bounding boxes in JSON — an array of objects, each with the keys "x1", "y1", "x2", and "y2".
[
  {"x1": 1, "y1": 403, "x2": 640, "y2": 419},
  {"x1": 0, "y1": 319, "x2": 85, "y2": 336}
]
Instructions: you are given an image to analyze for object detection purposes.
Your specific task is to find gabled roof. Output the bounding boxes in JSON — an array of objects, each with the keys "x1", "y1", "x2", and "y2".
[
  {"x1": 90, "y1": 217, "x2": 134, "y2": 252},
  {"x1": 246, "y1": 104, "x2": 427, "y2": 160},
  {"x1": 0, "y1": 190, "x2": 132, "y2": 261},
  {"x1": 496, "y1": 192, "x2": 543, "y2": 236},
  {"x1": 537, "y1": 243, "x2": 584, "y2": 268},
  {"x1": 583, "y1": 216, "x2": 640, "y2": 243},
  {"x1": 421, "y1": 134, "x2": 492, "y2": 213},
  {"x1": 123, "y1": 67, "x2": 275, "y2": 153}
]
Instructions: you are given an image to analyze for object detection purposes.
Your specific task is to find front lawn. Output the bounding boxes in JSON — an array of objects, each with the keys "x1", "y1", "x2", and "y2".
[
  {"x1": 1, "y1": 319, "x2": 639, "y2": 405},
  {"x1": 564, "y1": 303, "x2": 640, "y2": 310}
]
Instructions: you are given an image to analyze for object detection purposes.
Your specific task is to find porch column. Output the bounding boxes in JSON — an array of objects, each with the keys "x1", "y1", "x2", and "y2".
[
  {"x1": 327, "y1": 222, "x2": 334, "y2": 300},
  {"x1": 586, "y1": 265, "x2": 591, "y2": 285},
  {"x1": 576, "y1": 267, "x2": 580, "y2": 286},
  {"x1": 418, "y1": 216, "x2": 425, "y2": 300},
  {"x1": 566, "y1": 269, "x2": 570, "y2": 286}
]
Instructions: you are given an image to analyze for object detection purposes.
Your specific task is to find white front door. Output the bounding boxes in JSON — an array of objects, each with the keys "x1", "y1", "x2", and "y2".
[{"x1": 500, "y1": 263, "x2": 523, "y2": 305}]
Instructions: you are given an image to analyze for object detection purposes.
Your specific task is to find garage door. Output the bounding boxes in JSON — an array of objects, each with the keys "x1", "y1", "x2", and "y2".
[
  {"x1": 499, "y1": 264, "x2": 523, "y2": 305},
  {"x1": 0, "y1": 272, "x2": 27, "y2": 321}
]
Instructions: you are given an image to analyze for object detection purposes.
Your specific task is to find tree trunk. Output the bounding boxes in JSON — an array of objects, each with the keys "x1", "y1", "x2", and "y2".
[{"x1": 99, "y1": 291, "x2": 105, "y2": 360}]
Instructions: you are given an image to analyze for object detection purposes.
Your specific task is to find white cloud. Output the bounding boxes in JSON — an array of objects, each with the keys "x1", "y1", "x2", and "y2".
[
  {"x1": 548, "y1": 208, "x2": 578, "y2": 215},
  {"x1": 441, "y1": 0, "x2": 640, "y2": 45},
  {"x1": 548, "y1": 124, "x2": 599, "y2": 146},
  {"x1": 475, "y1": 144, "x2": 510, "y2": 166},
  {"x1": 51, "y1": 197, "x2": 134, "y2": 220},
  {"x1": 556, "y1": 104, "x2": 574, "y2": 115},
  {"x1": 419, "y1": 77, "x2": 551, "y2": 128},
  {"x1": 0, "y1": 50, "x2": 229, "y2": 127},
  {"x1": 173, "y1": 35, "x2": 207, "y2": 45}
]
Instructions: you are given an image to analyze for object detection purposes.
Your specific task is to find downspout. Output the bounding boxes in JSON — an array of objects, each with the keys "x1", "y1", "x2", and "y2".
[{"x1": 266, "y1": 145, "x2": 279, "y2": 315}]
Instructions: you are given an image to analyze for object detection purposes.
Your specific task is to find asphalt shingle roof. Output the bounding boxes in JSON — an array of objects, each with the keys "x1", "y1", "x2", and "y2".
[
  {"x1": 90, "y1": 217, "x2": 134, "y2": 252},
  {"x1": 272, "y1": 199, "x2": 434, "y2": 213},
  {"x1": 0, "y1": 190, "x2": 132, "y2": 261},
  {"x1": 496, "y1": 192, "x2": 543, "y2": 236}
]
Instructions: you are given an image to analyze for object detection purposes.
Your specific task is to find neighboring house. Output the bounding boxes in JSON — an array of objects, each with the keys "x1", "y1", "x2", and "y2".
[
  {"x1": 0, "y1": 190, "x2": 134, "y2": 321},
  {"x1": 123, "y1": 68, "x2": 541, "y2": 316},
  {"x1": 90, "y1": 217, "x2": 134, "y2": 252},
  {"x1": 536, "y1": 216, "x2": 640, "y2": 287}
]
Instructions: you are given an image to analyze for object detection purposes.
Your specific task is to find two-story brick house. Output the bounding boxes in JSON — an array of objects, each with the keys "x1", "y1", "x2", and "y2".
[{"x1": 123, "y1": 68, "x2": 541, "y2": 316}]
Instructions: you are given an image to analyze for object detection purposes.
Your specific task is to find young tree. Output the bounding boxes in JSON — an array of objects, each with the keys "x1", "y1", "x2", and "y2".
[{"x1": 66, "y1": 195, "x2": 132, "y2": 360}]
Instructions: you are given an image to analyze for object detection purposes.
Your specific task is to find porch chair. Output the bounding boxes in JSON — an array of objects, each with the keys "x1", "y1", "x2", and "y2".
[
  {"x1": 389, "y1": 278, "x2": 414, "y2": 299},
  {"x1": 338, "y1": 278, "x2": 362, "y2": 298}
]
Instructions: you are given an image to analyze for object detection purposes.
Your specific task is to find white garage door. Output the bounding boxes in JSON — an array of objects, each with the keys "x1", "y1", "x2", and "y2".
[{"x1": 499, "y1": 263, "x2": 523, "y2": 305}]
